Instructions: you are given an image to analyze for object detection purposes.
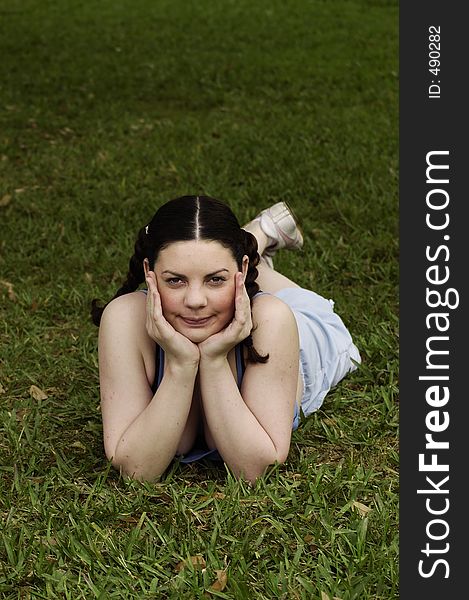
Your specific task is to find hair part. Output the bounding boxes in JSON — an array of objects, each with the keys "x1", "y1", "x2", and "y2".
[{"x1": 91, "y1": 195, "x2": 269, "y2": 363}]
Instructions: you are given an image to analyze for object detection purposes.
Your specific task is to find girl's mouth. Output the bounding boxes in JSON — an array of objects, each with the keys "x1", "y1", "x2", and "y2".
[{"x1": 180, "y1": 316, "x2": 213, "y2": 327}]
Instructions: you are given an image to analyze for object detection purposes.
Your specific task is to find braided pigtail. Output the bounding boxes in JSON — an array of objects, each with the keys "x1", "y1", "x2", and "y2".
[
  {"x1": 115, "y1": 226, "x2": 149, "y2": 297},
  {"x1": 240, "y1": 229, "x2": 269, "y2": 364},
  {"x1": 90, "y1": 225, "x2": 150, "y2": 326}
]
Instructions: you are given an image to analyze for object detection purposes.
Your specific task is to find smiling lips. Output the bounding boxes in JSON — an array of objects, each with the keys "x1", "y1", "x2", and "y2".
[{"x1": 180, "y1": 316, "x2": 213, "y2": 327}]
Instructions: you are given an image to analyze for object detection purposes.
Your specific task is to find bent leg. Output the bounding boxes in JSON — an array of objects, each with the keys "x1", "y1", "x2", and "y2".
[
  {"x1": 256, "y1": 259, "x2": 301, "y2": 294},
  {"x1": 243, "y1": 219, "x2": 301, "y2": 293}
]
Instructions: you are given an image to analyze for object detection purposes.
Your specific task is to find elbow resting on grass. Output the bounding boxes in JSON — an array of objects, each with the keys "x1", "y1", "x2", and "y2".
[{"x1": 107, "y1": 446, "x2": 289, "y2": 485}]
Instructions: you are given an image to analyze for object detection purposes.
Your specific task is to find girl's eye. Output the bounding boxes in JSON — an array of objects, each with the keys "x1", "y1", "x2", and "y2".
[
  {"x1": 209, "y1": 276, "x2": 226, "y2": 285},
  {"x1": 166, "y1": 278, "x2": 184, "y2": 285}
]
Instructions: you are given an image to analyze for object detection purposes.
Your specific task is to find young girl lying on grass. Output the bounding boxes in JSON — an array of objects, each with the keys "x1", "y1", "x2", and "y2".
[{"x1": 91, "y1": 195, "x2": 360, "y2": 483}]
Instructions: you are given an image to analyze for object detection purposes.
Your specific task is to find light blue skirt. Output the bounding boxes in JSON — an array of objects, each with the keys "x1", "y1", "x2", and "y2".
[{"x1": 274, "y1": 287, "x2": 361, "y2": 430}]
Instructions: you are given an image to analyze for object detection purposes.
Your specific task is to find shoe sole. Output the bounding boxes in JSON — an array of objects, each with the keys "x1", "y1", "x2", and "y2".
[
  {"x1": 262, "y1": 201, "x2": 304, "y2": 259},
  {"x1": 279, "y1": 201, "x2": 304, "y2": 249}
]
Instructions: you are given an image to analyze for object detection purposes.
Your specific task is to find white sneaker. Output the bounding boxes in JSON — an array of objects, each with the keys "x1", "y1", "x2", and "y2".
[{"x1": 255, "y1": 202, "x2": 303, "y2": 267}]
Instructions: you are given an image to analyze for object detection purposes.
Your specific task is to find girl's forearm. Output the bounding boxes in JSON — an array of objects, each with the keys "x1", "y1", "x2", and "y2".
[
  {"x1": 198, "y1": 357, "x2": 280, "y2": 483},
  {"x1": 113, "y1": 362, "x2": 197, "y2": 481}
]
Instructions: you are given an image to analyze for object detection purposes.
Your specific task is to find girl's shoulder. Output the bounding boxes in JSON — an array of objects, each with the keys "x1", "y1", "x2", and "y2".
[
  {"x1": 100, "y1": 291, "x2": 147, "y2": 336},
  {"x1": 99, "y1": 291, "x2": 155, "y2": 385},
  {"x1": 247, "y1": 291, "x2": 300, "y2": 378},
  {"x1": 102, "y1": 290, "x2": 146, "y2": 316},
  {"x1": 251, "y1": 291, "x2": 296, "y2": 332},
  {"x1": 251, "y1": 290, "x2": 288, "y2": 310}
]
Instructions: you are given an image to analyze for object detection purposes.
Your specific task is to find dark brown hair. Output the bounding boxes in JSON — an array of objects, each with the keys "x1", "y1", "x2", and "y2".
[{"x1": 91, "y1": 195, "x2": 268, "y2": 363}]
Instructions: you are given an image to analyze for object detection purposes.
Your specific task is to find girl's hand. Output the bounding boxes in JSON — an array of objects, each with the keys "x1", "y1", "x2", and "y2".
[
  {"x1": 198, "y1": 272, "x2": 252, "y2": 360},
  {"x1": 145, "y1": 270, "x2": 200, "y2": 367}
]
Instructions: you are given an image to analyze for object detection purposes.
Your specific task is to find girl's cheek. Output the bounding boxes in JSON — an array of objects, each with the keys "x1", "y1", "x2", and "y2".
[{"x1": 220, "y1": 287, "x2": 236, "y2": 309}]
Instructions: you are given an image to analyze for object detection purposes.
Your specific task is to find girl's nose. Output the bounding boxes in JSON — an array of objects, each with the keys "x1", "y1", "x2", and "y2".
[{"x1": 183, "y1": 285, "x2": 208, "y2": 309}]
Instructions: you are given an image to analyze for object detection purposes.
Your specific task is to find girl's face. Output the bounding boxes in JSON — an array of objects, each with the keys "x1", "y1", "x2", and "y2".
[{"x1": 152, "y1": 240, "x2": 248, "y2": 343}]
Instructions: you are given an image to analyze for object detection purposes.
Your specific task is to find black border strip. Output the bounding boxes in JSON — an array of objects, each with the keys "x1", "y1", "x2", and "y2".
[{"x1": 400, "y1": 2, "x2": 466, "y2": 596}]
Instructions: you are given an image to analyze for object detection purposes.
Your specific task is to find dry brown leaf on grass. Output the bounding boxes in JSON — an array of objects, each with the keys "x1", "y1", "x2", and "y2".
[
  {"x1": 29, "y1": 385, "x2": 48, "y2": 400},
  {"x1": 0, "y1": 194, "x2": 12, "y2": 207},
  {"x1": 15, "y1": 408, "x2": 31, "y2": 421},
  {"x1": 0, "y1": 279, "x2": 17, "y2": 301},
  {"x1": 0, "y1": 383, "x2": 6, "y2": 394},
  {"x1": 200, "y1": 492, "x2": 226, "y2": 501},
  {"x1": 321, "y1": 592, "x2": 343, "y2": 600},
  {"x1": 174, "y1": 555, "x2": 206, "y2": 573},
  {"x1": 352, "y1": 501, "x2": 372, "y2": 517},
  {"x1": 42, "y1": 536, "x2": 58, "y2": 547},
  {"x1": 303, "y1": 534, "x2": 318, "y2": 553},
  {"x1": 209, "y1": 569, "x2": 228, "y2": 592}
]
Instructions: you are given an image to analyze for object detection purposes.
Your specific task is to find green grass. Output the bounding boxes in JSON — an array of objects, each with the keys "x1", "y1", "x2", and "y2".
[{"x1": 0, "y1": 0, "x2": 398, "y2": 597}]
